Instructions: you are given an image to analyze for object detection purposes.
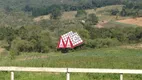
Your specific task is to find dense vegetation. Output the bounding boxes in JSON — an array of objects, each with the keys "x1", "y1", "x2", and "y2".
[
  {"x1": 1, "y1": 21, "x2": 142, "y2": 57},
  {"x1": 120, "y1": 1, "x2": 142, "y2": 17},
  {"x1": 1, "y1": 0, "x2": 142, "y2": 17},
  {"x1": 27, "y1": 0, "x2": 142, "y2": 17}
]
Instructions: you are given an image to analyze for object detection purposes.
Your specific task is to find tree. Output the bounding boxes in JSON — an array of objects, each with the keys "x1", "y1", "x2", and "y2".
[
  {"x1": 23, "y1": 5, "x2": 33, "y2": 12},
  {"x1": 4, "y1": 6, "x2": 12, "y2": 13},
  {"x1": 86, "y1": 13, "x2": 98, "y2": 25},
  {"x1": 50, "y1": 5, "x2": 63, "y2": 20},
  {"x1": 120, "y1": 7, "x2": 127, "y2": 16},
  {"x1": 111, "y1": 9, "x2": 119, "y2": 15},
  {"x1": 37, "y1": 31, "x2": 51, "y2": 53},
  {"x1": 75, "y1": 10, "x2": 87, "y2": 18}
]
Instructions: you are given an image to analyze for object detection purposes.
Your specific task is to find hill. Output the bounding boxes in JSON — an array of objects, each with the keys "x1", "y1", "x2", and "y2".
[
  {"x1": 0, "y1": 0, "x2": 75, "y2": 9},
  {"x1": 0, "y1": 0, "x2": 141, "y2": 11}
]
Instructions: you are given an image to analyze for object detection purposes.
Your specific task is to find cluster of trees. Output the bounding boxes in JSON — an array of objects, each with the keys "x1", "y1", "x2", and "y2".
[
  {"x1": 0, "y1": 26, "x2": 56, "y2": 57},
  {"x1": 1, "y1": 0, "x2": 142, "y2": 17},
  {"x1": 84, "y1": 26, "x2": 142, "y2": 48},
  {"x1": 120, "y1": 1, "x2": 142, "y2": 17},
  {"x1": 23, "y1": 0, "x2": 122, "y2": 17},
  {"x1": 22, "y1": 0, "x2": 142, "y2": 18}
]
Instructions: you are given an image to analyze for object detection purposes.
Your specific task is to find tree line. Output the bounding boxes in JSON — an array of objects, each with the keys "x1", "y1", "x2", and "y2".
[
  {"x1": 120, "y1": 1, "x2": 142, "y2": 17},
  {"x1": 22, "y1": 0, "x2": 142, "y2": 17},
  {"x1": 23, "y1": 0, "x2": 122, "y2": 17}
]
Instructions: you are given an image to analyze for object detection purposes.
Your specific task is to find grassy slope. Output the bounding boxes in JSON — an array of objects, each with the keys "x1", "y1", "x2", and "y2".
[{"x1": 0, "y1": 47, "x2": 142, "y2": 80}]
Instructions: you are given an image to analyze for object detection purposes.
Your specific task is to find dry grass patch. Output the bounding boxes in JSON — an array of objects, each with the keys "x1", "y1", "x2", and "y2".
[
  {"x1": 121, "y1": 44, "x2": 142, "y2": 49},
  {"x1": 33, "y1": 15, "x2": 51, "y2": 22}
]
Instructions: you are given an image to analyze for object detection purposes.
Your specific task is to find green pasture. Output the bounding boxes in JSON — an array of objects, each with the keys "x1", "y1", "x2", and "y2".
[{"x1": 0, "y1": 47, "x2": 142, "y2": 80}]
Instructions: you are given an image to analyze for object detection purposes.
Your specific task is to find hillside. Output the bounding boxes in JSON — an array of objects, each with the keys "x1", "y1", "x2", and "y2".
[
  {"x1": 0, "y1": 0, "x2": 75, "y2": 9},
  {"x1": 0, "y1": 0, "x2": 141, "y2": 11},
  {"x1": 33, "y1": 5, "x2": 124, "y2": 21},
  {"x1": 33, "y1": 5, "x2": 142, "y2": 28},
  {"x1": 0, "y1": 9, "x2": 33, "y2": 27}
]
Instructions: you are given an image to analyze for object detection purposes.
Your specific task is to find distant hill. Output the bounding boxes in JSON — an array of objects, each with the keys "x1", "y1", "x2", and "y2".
[
  {"x1": 0, "y1": 0, "x2": 84, "y2": 10},
  {"x1": 0, "y1": 0, "x2": 141, "y2": 10}
]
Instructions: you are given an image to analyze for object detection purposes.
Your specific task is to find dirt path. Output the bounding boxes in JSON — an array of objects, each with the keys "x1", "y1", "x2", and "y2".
[
  {"x1": 121, "y1": 44, "x2": 142, "y2": 49},
  {"x1": 17, "y1": 55, "x2": 48, "y2": 61},
  {"x1": 117, "y1": 17, "x2": 142, "y2": 27}
]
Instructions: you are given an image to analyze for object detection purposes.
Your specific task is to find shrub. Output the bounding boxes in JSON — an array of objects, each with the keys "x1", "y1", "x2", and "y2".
[
  {"x1": 111, "y1": 9, "x2": 119, "y2": 15},
  {"x1": 86, "y1": 38, "x2": 119, "y2": 48},
  {"x1": 86, "y1": 13, "x2": 98, "y2": 25},
  {"x1": 76, "y1": 10, "x2": 87, "y2": 18}
]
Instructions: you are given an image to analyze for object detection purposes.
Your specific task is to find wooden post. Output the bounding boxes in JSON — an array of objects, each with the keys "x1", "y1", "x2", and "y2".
[
  {"x1": 66, "y1": 72, "x2": 70, "y2": 80},
  {"x1": 66, "y1": 68, "x2": 70, "y2": 80},
  {"x1": 11, "y1": 72, "x2": 14, "y2": 80},
  {"x1": 120, "y1": 73, "x2": 123, "y2": 80}
]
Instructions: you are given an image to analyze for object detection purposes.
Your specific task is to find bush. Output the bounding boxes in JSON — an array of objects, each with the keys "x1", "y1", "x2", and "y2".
[
  {"x1": 9, "y1": 48, "x2": 20, "y2": 59},
  {"x1": 0, "y1": 40, "x2": 9, "y2": 49},
  {"x1": 86, "y1": 13, "x2": 98, "y2": 25},
  {"x1": 111, "y1": 9, "x2": 119, "y2": 15},
  {"x1": 50, "y1": 5, "x2": 63, "y2": 20},
  {"x1": 76, "y1": 10, "x2": 87, "y2": 18},
  {"x1": 86, "y1": 38, "x2": 120, "y2": 48}
]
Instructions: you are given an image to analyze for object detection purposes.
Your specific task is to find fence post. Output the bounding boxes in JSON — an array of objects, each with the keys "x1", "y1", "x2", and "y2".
[
  {"x1": 11, "y1": 72, "x2": 14, "y2": 80},
  {"x1": 120, "y1": 73, "x2": 123, "y2": 80},
  {"x1": 66, "y1": 68, "x2": 70, "y2": 80}
]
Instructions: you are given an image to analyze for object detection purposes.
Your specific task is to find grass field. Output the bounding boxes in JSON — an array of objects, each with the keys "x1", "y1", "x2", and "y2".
[{"x1": 0, "y1": 47, "x2": 142, "y2": 80}]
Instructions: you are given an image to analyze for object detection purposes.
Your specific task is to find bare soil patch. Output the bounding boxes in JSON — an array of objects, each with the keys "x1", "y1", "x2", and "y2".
[
  {"x1": 117, "y1": 17, "x2": 142, "y2": 27},
  {"x1": 17, "y1": 55, "x2": 48, "y2": 61},
  {"x1": 0, "y1": 47, "x2": 4, "y2": 53},
  {"x1": 121, "y1": 44, "x2": 142, "y2": 49},
  {"x1": 33, "y1": 15, "x2": 51, "y2": 22},
  {"x1": 96, "y1": 20, "x2": 108, "y2": 28}
]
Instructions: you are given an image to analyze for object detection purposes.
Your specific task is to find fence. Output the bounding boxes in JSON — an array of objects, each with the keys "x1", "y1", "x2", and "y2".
[{"x1": 0, "y1": 67, "x2": 142, "y2": 80}]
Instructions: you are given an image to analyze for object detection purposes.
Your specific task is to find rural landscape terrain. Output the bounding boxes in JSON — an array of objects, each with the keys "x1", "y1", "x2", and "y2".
[{"x1": 0, "y1": 0, "x2": 142, "y2": 80}]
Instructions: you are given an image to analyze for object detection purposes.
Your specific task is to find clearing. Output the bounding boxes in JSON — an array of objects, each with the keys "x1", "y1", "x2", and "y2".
[{"x1": 117, "y1": 17, "x2": 142, "y2": 27}]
